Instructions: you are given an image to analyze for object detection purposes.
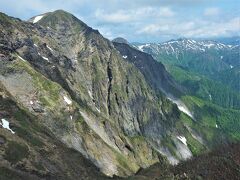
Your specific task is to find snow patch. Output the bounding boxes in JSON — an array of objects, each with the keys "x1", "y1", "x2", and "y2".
[
  {"x1": 88, "y1": 90, "x2": 93, "y2": 99},
  {"x1": 70, "y1": 115, "x2": 73, "y2": 120},
  {"x1": 168, "y1": 97, "x2": 194, "y2": 119},
  {"x1": 209, "y1": 94, "x2": 212, "y2": 101},
  {"x1": 138, "y1": 45, "x2": 145, "y2": 51},
  {"x1": 30, "y1": 100, "x2": 34, "y2": 105},
  {"x1": 230, "y1": 65, "x2": 233, "y2": 69},
  {"x1": 216, "y1": 124, "x2": 218, "y2": 128},
  {"x1": 177, "y1": 136, "x2": 187, "y2": 145},
  {"x1": 17, "y1": 55, "x2": 26, "y2": 62},
  {"x1": 220, "y1": 56, "x2": 223, "y2": 59},
  {"x1": 96, "y1": 107, "x2": 101, "y2": 113},
  {"x1": 0, "y1": 119, "x2": 15, "y2": 134},
  {"x1": 34, "y1": 44, "x2": 38, "y2": 47},
  {"x1": 33, "y1": 15, "x2": 44, "y2": 23},
  {"x1": 122, "y1": 55, "x2": 127, "y2": 59},
  {"x1": 169, "y1": 44, "x2": 174, "y2": 52},
  {"x1": 178, "y1": 105, "x2": 193, "y2": 118},
  {"x1": 204, "y1": 43, "x2": 214, "y2": 48},
  {"x1": 47, "y1": 45, "x2": 53, "y2": 52},
  {"x1": 42, "y1": 56, "x2": 49, "y2": 62},
  {"x1": 63, "y1": 96, "x2": 72, "y2": 105},
  {"x1": 175, "y1": 137, "x2": 192, "y2": 160},
  {"x1": 167, "y1": 40, "x2": 179, "y2": 44}
]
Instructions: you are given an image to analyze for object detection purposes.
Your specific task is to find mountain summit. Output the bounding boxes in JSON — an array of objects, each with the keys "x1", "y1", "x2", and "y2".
[
  {"x1": 112, "y1": 37, "x2": 129, "y2": 44},
  {"x1": 0, "y1": 10, "x2": 191, "y2": 177},
  {"x1": 29, "y1": 10, "x2": 89, "y2": 32}
]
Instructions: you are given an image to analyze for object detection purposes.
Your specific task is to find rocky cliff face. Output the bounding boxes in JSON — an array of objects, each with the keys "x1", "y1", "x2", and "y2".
[
  {"x1": 0, "y1": 10, "x2": 207, "y2": 178},
  {"x1": 112, "y1": 41, "x2": 185, "y2": 98}
]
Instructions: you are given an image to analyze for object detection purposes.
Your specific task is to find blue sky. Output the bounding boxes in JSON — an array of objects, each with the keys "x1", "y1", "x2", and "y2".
[{"x1": 0, "y1": 0, "x2": 239, "y2": 42}]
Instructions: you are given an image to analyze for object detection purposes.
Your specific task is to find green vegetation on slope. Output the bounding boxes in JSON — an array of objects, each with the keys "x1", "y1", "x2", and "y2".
[
  {"x1": 166, "y1": 65, "x2": 240, "y2": 109},
  {"x1": 130, "y1": 143, "x2": 240, "y2": 180},
  {"x1": 181, "y1": 95, "x2": 240, "y2": 142}
]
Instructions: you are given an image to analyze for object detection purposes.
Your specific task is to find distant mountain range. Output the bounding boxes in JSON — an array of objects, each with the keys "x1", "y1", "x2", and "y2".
[
  {"x1": 133, "y1": 38, "x2": 239, "y2": 72},
  {"x1": 132, "y1": 38, "x2": 240, "y2": 109}
]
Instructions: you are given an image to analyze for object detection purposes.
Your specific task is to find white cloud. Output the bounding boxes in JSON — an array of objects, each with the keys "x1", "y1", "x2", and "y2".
[
  {"x1": 204, "y1": 7, "x2": 220, "y2": 16},
  {"x1": 157, "y1": 7, "x2": 175, "y2": 17},
  {"x1": 97, "y1": 27, "x2": 115, "y2": 39},
  {"x1": 137, "y1": 17, "x2": 240, "y2": 39},
  {"x1": 95, "y1": 9, "x2": 132, "y2": 23},
  {"x1": 182, "y1": 17, "x2": 240, "y2": 37},
  {"x1": 94, "y1": 7, "x2": 175, "y2": 23},
  {"x1": 137, "y1": 24, "x2": 170, "y2": 34}
]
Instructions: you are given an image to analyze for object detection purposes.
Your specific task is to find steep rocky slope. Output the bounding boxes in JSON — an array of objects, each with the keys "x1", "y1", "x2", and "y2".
[
  {"x1": 113, "y1": 39, "x2": 240, "y2": 146},
  {"x1": 113, "y1": 41, "x2": 185, "y2": 97},
  {"x1": 0, "y1": 10, "x2": 202, "y2": 177},
  {"x1": 0, "y1": 85, "x2": 108, "y2": 180}
]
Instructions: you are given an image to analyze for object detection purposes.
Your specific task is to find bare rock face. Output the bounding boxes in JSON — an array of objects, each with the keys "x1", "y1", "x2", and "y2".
[
  {"x1": 0, "y1": 136, "x2": 6, "y2": 144},
  {"x1": 112, "y1": 41, "x2": 185, "y2": 98},
  {"x1": 0, "y1": 10, "x2": 206, "y2": 178}
]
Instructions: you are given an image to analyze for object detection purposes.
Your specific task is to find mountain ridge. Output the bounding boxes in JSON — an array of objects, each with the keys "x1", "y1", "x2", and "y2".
[
  {"x1": 0, "y1": 10, "x2": 194, "y2": 177},
  {"x1": 0, "y1": 10, "x2": 239, "y2": 179}
]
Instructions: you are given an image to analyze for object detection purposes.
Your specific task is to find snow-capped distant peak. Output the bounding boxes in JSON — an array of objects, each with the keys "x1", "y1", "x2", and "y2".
[
  {"x1": 33, "y1": 15, "x2": 44, "y2": 23},
  {"x1": 138, "y1": 45, "x2": 145, "y2": 52},
  {"x1": 203, "y1": 43, "x2": 215, "y2": 48},
  {"x1": 132, "y1": 38, "x2": 238, "y2": 59},
  {"x1": 137, "y1": 44, "x2": 151, "y2": 51}
]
